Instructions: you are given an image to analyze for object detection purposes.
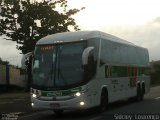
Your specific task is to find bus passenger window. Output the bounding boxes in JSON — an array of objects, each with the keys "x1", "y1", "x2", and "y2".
[
  {"x1": 84, "y1": 55, "x2": 97, "y2": 80},
  {"x1": 111, "y1": 66, "x2": 127, "y2": 77}
]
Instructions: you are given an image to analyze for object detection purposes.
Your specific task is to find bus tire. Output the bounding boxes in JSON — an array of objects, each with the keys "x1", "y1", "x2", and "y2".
[
  {"x1": 141, "y1": 83, "x2": 145, "y2": 100},
  {"x1": 54, "y1": 110, "x2": 64, "y2": 115},
  {"x1": 136, "y1": 84, "x2": 143, "y2": 101},
  {"x1": 99, "y1": 89, "x2": 108, "y2": 112}
]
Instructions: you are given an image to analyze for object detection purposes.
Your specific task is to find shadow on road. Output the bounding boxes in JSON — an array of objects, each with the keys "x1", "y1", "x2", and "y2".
[
  {"x1": 40, "y1": 109, "x2": 101, "y2": 120},
  {"x1": 18, "y1": 97, "x2": 154, "y2": 120},
  {"x1": 38, "y1": 99, "x2": 142, "y2": 120}
]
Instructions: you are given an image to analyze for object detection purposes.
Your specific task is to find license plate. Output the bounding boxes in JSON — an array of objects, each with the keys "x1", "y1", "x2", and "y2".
[{"x1": 50, "y1": 103, "x2": 60, "y2": 109}]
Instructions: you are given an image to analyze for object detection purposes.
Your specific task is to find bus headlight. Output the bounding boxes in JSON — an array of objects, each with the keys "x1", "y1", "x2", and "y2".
[
  {"x1": 75, "y1": 92, "x2": 81, "y2": 97},
  {"x1": 32, "y1": 94, "x2": 37, "y2": 98}
]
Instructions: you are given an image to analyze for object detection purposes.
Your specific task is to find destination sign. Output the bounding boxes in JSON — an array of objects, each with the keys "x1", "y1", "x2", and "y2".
[{"x1": 40, "y1": 46, "x2": 55, "y2": 51}]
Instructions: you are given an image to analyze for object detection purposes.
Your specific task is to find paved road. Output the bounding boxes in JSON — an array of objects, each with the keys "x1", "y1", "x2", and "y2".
[
  {"x1": 1, "y1": 86, "x2": 160, "y2": 120},
  {"x1": 0, "y1": 92, "x2": 31, "y2": 114}
]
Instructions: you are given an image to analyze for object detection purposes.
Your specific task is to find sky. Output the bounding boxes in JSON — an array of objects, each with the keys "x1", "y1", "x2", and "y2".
[{"x1": 0, "y1": 0, "x2": 160, "y2": 66}]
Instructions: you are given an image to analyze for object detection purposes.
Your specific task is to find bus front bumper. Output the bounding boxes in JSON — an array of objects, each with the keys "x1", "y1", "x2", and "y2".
[{"x1": 31, "y1": 95, "x2": 92, "y2": 110}]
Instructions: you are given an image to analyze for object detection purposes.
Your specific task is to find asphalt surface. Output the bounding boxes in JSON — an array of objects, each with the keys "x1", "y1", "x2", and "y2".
[
  {"x1": 0, "y1": 86, "x2": 160, "y2": 120},
  {"x1": 0, "y1": 92, "x2": 31, "y2": 114}
]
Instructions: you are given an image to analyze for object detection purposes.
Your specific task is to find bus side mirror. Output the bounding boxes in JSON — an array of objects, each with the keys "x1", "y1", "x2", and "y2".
[
  {"x1": 21, "y1": 52, "x2": 33, "y2": 69},
  {"x1": 82, "y1": 46, "x2": 94, "y2": 65}
]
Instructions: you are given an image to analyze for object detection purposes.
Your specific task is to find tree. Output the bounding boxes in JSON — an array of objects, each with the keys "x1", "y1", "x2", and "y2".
[
  {"x1": 0, "y1": 0, "x2": 84, "y2": 91},
  {"x1": 0, "y1": 0, "x2": 84, "y2": 54},
  {"x1": 0, "y1": 57, "x2": 9, "y2": 65}
]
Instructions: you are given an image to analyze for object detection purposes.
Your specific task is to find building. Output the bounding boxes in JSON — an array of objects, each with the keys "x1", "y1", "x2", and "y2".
[{"x1": 0, "y1": 64, "x2": 23, "y2": 87}]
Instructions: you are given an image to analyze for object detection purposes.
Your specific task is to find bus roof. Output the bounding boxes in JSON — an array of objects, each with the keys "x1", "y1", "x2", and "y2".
[{"x1": 37, "y1": 31, "x2": 135, "y2": 46}]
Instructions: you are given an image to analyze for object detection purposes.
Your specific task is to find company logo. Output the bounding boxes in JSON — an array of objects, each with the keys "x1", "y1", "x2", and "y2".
[{"x1": 47, "y1": 92, "x2": 62, "y2": 97}]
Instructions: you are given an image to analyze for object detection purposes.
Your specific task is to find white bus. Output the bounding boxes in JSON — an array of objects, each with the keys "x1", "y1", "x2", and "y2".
[{"x1": 22, "y1": 31, "x2": 150, "y2": 114}]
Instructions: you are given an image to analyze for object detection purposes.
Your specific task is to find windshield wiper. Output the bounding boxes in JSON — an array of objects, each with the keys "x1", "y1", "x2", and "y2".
[
  {"x1": 52, "y1": 46, "x2": 58, "y2": 87},
  {"x1": 57, "y1": 46, "x2": 68, "y2": 86}
]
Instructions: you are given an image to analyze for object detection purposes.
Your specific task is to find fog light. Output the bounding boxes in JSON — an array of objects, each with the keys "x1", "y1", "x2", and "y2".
[
  {"x1": 80, "y1": 101, "x2": 85, "y2": 106},
  {"x1": 31, "y1": 103, "x2": 34, "y2": 106}
]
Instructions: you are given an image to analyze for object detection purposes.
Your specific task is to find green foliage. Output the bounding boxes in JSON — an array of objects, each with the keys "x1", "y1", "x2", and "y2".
[
  {"x1": 0, "y1": 0, "x2": 84, "y2": 54},
  {"x1": 0, "y1": 57, "x2": 9, "y2": 65},
  {"x1": 151, "y1": 61, "x2": 160, "y2": 86}
]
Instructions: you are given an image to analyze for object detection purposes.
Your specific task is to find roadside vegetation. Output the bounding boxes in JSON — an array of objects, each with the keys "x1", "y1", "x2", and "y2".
[
  {"x1": 150, "y1": 61, "x2": 160, "y2": 86},
  {"x1": 0, "y1": 84, "x2": 24, "y2": 94},
  {"x1": 0, "y1": 0, "x2": 84, "y2": 91}
]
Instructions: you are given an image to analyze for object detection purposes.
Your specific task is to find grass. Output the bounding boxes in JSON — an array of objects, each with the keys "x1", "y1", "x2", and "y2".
[
  {"x1": 151, "y1": 76, "x2": 160, "y2": 87},
  {"x1": 0, "y1": 84, "x2": 25, "y2": 94}
]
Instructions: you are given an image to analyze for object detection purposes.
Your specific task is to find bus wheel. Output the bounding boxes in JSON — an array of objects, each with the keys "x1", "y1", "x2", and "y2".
[
  {"x1": 54, "y1": 110, "x2": 64, "y2": 115},
  {"x1": 141, "y1": 83, "x2": 145, "y2": 100},
  {"x1": 136, "y1": 85, "x2": 143, "y2": 101},
  {"x1": 99, "y1": 89, "x2": 108, "y2": 112}
]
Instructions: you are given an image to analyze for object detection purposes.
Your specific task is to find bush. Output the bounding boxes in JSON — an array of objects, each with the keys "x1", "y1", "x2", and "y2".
[
  {"x1": 0, "y1": 84, "x2": 24, "y2": 94},
  {"x1": 151, "y1": 73, "x2": 160, "y2": 86}
]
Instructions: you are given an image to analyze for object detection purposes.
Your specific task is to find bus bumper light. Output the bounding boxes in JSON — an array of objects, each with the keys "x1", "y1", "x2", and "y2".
[
  {"x1": 80, "y1": 101, "x2": 85, "y2": 106},
  {"x1": 31, "y1": 103, "x2": 34, "y2": 107}
]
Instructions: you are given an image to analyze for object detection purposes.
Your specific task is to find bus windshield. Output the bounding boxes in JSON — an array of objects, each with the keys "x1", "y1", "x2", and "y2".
[{"x1": 32, "y1": 42, "x2": 87, "y2": 90}]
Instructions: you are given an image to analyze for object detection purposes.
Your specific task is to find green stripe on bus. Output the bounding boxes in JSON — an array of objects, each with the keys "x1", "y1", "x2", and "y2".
[
  {"x1": 105, "y1": 66, "x2": 150, "y2": 78},
  {"x1": 41, "y1": 87, "x2": 82, "y2": 97}
]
